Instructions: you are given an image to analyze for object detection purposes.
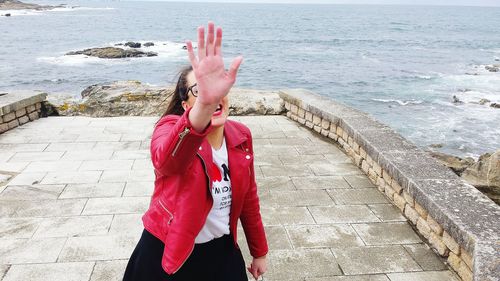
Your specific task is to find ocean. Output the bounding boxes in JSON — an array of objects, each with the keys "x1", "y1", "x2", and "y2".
[{"x1": 1, "y1": 0, "x2": 499, "y2": 159}]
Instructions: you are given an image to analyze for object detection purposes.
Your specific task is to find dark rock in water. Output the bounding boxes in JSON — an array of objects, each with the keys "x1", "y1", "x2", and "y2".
[
  {"x1": 114, "y1": 43, "x2": 124, "y2": 46},
  {"x1": 452, "y1": 95, "x2": 462, "y2": 104},
  {"x1": 429, "y1": 143, "x2": 444, "y2": 148},
  {"x1": 479, "y1": 98, "x2": 490, "y2": 105},
  {"x1": 125, "y1": 42, "x2": 141, "y2": 48},
  {"x1": 143, "y1": 42, "x2": 154, "y2": 47},
  {"x1": 5, "y1": 13, "x2": 10, "y2": 16},
  {"x1": 182, "y1": 45, "x2": 187, "y2": 50},
  {"x1": 66, "y1": 47, "x2": 157, "y2": 59},
  {"x1": 485, "y1": 65, "x2": 499, "y2": 72},
  {"x1": 491, "y1": 103, "x2": 500, "y2": 108},
  {"x1": 465, "y1": 72, "x2": 479, "y2": 76},
  {"x1": 457, "y1": 88, "x2": 471, "y2": 93}
]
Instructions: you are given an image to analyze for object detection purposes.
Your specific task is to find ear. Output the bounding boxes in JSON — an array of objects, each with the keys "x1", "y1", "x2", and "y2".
[{"x1": 181, "y1": 101, "x2": 188, "y2": 111}]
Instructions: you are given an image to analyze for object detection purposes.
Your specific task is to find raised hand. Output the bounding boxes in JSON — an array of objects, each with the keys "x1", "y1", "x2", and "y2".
[{"x1": 186, "y1": 21, "x2": 243, "y2": 106}]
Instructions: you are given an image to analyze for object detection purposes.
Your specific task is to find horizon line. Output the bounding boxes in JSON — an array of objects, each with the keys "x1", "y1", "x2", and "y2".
[{"x1": 117, "y1": 0, "x2": 500, "y2": 7}]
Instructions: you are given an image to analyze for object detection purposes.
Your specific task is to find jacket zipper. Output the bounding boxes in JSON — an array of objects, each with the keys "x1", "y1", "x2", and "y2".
[
  {"x1": 171, "y1": 127, "x2": 190, "y2": 157},
  {"x1": 173, "y1": 153, "x2": 211, "y2": 274},
  {"x1": 158, "y1": 199, "x2": 174, "y2": 225}
]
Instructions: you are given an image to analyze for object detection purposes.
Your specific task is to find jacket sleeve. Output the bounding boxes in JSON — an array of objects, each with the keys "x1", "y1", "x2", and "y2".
[
  {"x1": 240, "y1": 129, "x2": 269, "y2": 258},
  {"x1": 150, "y1": 108, "x2": 212, "y2": 176}
]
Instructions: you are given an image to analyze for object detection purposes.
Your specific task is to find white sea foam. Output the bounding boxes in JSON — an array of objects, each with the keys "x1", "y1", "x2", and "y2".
[
  {"x1": 371, "y1": 98, "x2": 423, "y2": 106},
  {"x1": 0, "y1": 6, "x2": 114, "y2": 17},
  {"x1": 37, "y1": 54, "x2": 128, "y2": 66},
  {"x1": 0, "y1": 9, "x2": 41, "y2": 16},
  {"x1": 49, "y1": 7, "x2": 115, "y2": 12}
]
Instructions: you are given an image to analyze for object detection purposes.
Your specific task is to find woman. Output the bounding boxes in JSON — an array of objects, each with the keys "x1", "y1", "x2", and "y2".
[{"x1": 123, "y1": 22, "x2": 268, "y2": 281}]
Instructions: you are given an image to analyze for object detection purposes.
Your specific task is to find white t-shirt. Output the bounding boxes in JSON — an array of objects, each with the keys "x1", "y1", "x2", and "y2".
[{"x1": 195, "y1": 138, "x2": 232, "y2": 244}]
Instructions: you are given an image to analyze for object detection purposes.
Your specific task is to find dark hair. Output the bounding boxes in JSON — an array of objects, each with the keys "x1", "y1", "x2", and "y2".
[{"x1": 155, "y1": 65, "x2": 193, "y2": 126}]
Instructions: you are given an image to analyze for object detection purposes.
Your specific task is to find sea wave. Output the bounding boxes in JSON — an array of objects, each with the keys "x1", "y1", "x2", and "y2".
[{"x1": 371, "y1": 98, "x2": 423, "y2": 106}]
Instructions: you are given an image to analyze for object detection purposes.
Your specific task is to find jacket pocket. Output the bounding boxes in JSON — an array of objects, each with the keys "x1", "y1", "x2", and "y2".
[{"x1": 158, "y1": 198, "x2": 174, "y2": 226}]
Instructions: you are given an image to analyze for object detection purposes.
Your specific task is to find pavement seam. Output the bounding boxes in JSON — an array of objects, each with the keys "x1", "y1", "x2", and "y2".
[{"x1": 87, "y1": 261, "x2": 97, "y2": 281}]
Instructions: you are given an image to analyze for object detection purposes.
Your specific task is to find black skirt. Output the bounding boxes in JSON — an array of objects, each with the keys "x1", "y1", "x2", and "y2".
[{"x1": 123, "y1": 229, "x2": 248, "y2": 281}]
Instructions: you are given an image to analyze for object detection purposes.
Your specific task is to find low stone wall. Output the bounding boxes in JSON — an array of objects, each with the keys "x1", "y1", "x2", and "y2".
[
  {"x1": 0, "y1": 91, "x2": 46, "y2": 134},
  {"x1": 279, "y1": 89, "x2": 500, "y2": 281}
]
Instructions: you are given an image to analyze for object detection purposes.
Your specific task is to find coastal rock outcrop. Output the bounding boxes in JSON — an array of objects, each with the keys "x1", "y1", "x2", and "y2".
[
  {"x1": 429, "y1": 151, "x2": 475, "y2": 174},
  {"x1": 485, "y1": 65, "x2": 499, "y2": 72},
  {"x1": 65, "y1": 47, "x2": 157, "y2": 59},
  {"x1": 125, "y1": 42, "x2": 141, "y2": 48},
  {"x1": 0, "y1": 0, "x2": 62, "y2": 10},
  {"x1": 461, "y1": 150, "x2": 500, "y2": 197},
  {"x1": 430, "y1": 149, "x2": 500, "y2": 204},
  {"x1": 45, "y1": 81, "x2": 284, "y2": 117}
]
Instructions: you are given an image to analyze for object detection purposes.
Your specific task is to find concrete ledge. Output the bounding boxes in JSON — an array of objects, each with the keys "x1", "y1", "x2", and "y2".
[
  {"x1": 0, "y1": 91, "x2": 47, "y2": 116},
  {"x1": 0, "y1": 91, "x2": 46, "y2": 134},
  {"x1": 279, "y1": 88, "x2": 500, "y2": 281}
]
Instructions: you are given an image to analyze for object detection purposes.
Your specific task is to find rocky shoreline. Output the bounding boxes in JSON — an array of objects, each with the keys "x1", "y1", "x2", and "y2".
[
  {"x1": 428, "y1": 150, "x2": 500, "y2": 204},
  {"x1": 37, "y1": 80, "x2": 500, "y2": 205},
  {"x1": 0, "y1": 0, "x2": 63, "y2": 12},
  {"x1": 43, "y1": 80, "x2": 284, "y2": 117}
]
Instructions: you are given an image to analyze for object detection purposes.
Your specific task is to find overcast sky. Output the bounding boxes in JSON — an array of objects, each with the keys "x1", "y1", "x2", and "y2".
[{"x1": 131, "y1": 0, "x2": 500, "y2": 6}]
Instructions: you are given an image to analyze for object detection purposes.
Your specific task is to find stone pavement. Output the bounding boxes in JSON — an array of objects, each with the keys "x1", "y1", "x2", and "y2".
[{"x1": 0, "y1": 115, "x2": 460, "y2": 281}]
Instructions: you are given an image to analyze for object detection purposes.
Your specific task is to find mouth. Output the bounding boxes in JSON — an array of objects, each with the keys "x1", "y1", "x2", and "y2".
[{"x1": 213, "y1": 103, "x2": 223, "y2": 116}]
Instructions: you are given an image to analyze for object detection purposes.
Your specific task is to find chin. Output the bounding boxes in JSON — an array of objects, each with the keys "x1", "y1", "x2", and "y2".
[{"x1": 211, "y1": 116, "x2": 228, "y2": 127}]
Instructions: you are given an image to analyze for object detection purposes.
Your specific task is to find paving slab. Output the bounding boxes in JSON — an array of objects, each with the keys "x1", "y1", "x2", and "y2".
[
  {"x1": 0, "y1": 115, "x2": 459, "y2": 280},
  {"x1": 287, "y1": 224, "x2": 364, "y2": 249},
  {"x1": 3, "y1": 262, "x2": 94, "y2": 281},
  {"x1": 306, "y1": 275, "x2": 389, "y2": 281},
  {"x1": 386, "y1": 271, "x2": 459, "y2": 281},
  {"x1": 33, "y1": 215, "x2": 113, "y2": 238},
  {"x1": 403, "y1": 244, "x2": 448, "y2": 271},
  {"x1": 292, "y1": 176, "x2": 351, "y2": 190},
  {"x1": 333, "y1": 245, "x2": 422, "y2": 275},
  {"x1": 59, "y1": 182, "x2": 125, "y2": 199},
  {"x1": 351, "y1": 222, "x2": 422, "y2": 245},
  {"x1": 0, "y1": 237, "x2": 66, "y2": 264},
  {"x1": 367, "y1": 204, "x2": 407, "y2": 222},
  {"x1": 90, "y1": 260, "x2": 128, "y2": 281},
  {"x1": 327, "y1": 188, "x2": 388, "y2": 204}
]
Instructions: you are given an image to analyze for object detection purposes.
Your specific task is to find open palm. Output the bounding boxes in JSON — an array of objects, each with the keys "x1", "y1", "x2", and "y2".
[{"x1": 186, "y1": 22, "x2": 243, "y2": 106}]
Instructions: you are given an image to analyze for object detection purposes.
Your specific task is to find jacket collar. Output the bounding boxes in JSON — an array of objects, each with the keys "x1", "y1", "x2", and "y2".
[{"x1": 223, "y1": 120, "x2": 248, "y2": 148}]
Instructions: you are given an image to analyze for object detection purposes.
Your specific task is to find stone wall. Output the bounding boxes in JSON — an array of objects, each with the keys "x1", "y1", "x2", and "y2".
[
  {"x1": 0, "y1": 91, "x2": 46, "y2": 134},
  {"x1": 279, "y1": 89, "x2": 500, "y2": 281}
]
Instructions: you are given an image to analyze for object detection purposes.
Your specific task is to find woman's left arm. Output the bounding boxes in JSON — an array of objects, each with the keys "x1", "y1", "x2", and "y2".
[{"x1": 240, "y1": 130, "x2": 268, "y2": 280}]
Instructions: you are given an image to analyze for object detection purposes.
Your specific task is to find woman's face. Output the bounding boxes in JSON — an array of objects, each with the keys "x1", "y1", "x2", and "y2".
[{"x1": 182, "y1": 71, "x2": 230, "y2": 128}]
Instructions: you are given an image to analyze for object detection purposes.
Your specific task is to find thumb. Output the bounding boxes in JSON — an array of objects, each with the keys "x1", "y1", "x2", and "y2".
[{"x1": 228, "y1": 56, "x2": 243, "y2": 81}]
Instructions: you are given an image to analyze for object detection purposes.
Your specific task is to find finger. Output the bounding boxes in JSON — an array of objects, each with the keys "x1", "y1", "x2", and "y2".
[
  {"x1": 247, "y1": 266, "x2": 258, "y2": 279},
  {"x1": 206, "y1": 21, "x2": 215, "y2": 56},
  {"x1": 228, "y1": 56, "x2": 243, "y2": 81},
  {"x1": 185, "y1": 40, "x2": 198, "y2": 68},
  {"x1": 197, "y1": 26, "x2": 206, "y2": 60},
  {"x1": 214, "y1": 27, "x2": 222, "y2": 56}
]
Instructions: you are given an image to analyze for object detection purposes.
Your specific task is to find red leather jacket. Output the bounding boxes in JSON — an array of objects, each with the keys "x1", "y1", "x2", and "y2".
[{"x1": 142, "y1": 107, "x2": 268, "y2": 275}]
